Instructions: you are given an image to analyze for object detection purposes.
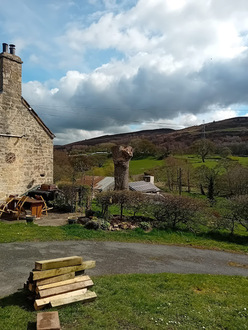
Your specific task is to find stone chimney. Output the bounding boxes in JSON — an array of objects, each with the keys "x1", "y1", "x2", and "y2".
[
  {"x1": 0, "y1": 43, "x2": 23, "y2": 98},
  {"x1": 143, "y1": 174, "x2": 154, "y2": 184}
]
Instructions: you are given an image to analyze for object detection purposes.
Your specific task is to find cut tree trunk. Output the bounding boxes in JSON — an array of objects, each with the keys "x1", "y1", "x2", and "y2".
[{"x1": 112, "y1": 146, "x2": 133, "y2": 190}]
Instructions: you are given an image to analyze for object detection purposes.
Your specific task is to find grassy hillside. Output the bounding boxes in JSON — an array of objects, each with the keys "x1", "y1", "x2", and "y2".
[{"x1": 55, "y1": 117, "x2": 248, "y2": 151}]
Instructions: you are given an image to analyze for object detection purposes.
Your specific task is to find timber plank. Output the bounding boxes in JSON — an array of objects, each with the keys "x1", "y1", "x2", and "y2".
[
  {"x1": 36, "y1": 272, "x2": 75, "y2": 286},
  {"x1": 32, "y1": 261, "x2": 95, "y2": 281},
  {"x1": 35, "y1": 256, "x2": 83, "y2": 271},
  {"x1": 51, "y1": 291, "x2": 97, "y2": 308},
  {"x1": 37, "y1": 275, "x2": 91, "y2": 292},
  {"x1": 39, "y1": 279, "x2": 94, "y2": 298},
  {"x1": 37, "y1": 311, "x2": 61, "y2": 330},
  {"x1": 34, "y1": 288, "x2": 88, "y2": 310}
]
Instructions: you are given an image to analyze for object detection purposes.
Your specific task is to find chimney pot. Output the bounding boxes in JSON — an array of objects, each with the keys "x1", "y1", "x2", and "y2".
[
  {"x1": 9, "y1": 44, "x2": 16, "y2": 55},
  {"x1": 2, "y1": 43, "x2": 8, "y2": 53}
]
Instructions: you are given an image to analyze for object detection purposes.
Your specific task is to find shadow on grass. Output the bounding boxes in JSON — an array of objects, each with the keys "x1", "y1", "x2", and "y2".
[
  {"x1": 172, "y1": 226, "x2": 248, "y2": 247},
  {"x1": 27, "y1": 321, "x2": 36, "y2": 330},
  {"x1": 200, "y1": 230, "x2": 248, "y2": 246},
  {"x1": 0, "y1": 289, "x2": 34, "y2": 312}
]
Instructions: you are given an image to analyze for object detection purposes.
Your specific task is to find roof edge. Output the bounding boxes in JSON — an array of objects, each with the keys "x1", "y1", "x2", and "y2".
[{"x1": 21, "y1": 97, "x2": 55, "y2": 139}]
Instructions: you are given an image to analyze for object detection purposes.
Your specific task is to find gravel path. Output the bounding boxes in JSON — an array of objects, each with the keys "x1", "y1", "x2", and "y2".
[{"x1": 0, "y1": 241, "x2": 247, "y2": 298}]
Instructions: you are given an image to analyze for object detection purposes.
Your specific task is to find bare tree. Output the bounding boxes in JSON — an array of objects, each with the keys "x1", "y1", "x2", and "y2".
[
  {"x1": 112, "y1": 145, "x2": 133, "y2": 190},
  {"x1": 192, "y1": 139, "x2": 215, "y2": 163}
]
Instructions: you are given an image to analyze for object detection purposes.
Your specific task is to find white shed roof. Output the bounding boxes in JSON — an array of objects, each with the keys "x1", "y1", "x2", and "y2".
[{"x1": 129, "y1": 181, "x2": 160, "y2": 193}]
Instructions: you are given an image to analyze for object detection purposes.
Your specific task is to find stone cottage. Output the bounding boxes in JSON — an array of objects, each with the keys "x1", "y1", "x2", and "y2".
[{"x1": 0, "y1": 43, "x2": 54, "y2": 200}]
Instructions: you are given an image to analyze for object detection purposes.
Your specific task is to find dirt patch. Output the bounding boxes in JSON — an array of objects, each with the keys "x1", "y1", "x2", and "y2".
[
  {"x1": 0, "y1": 211, "x2": 84, "y2": 227},
  {"x1": 228, "y1": 261, "x2": 248, "y2": 269},
  {"x1": 35, "y1": 212, "x2": 85, "y2": 226}
]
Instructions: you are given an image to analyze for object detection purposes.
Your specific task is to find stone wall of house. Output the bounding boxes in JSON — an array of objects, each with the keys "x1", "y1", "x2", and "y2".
[{"x1": 0, "y1": 47, "x2": 54, "y2": 201}]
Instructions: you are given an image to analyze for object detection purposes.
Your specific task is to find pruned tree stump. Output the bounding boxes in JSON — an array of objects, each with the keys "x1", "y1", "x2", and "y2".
[{"x1": 112, "y1": 145, "x2": 133, "y2": 190}]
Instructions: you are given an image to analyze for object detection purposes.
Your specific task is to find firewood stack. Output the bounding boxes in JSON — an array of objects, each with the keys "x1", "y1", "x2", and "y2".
[{"x1": 24, "y1": 256, "x2": 97, "y2": 310}]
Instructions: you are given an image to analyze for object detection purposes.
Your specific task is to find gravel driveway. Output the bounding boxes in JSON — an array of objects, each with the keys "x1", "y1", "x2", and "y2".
[{"x1": 0, "y1": 240, "x2": 247, "y2": 298}]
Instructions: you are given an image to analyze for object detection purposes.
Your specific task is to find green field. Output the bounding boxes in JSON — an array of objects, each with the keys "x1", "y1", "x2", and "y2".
[
  {"x1": 86, "y1": 154, "x2": 248, "y2": 178},
  {"x1": 229, "y1": 156, "x2": 248, "y2": 167},
  {"x1": 175, "y1": 154, "x2": 248, "y2": 168},
  {"x1": 129, "y1": 157, "x2": 164, "y2": 175},
  {"x1": 87, "y1": 156, "x2": 164, "y2": 177},
  {"x1": 1, "y1": 273, "x2": 247, "y2": 329}
]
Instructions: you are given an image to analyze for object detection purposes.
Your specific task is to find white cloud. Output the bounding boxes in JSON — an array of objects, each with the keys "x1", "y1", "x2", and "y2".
[
  {"x1": 8, "y1": 0, "x2": 248, "y2": 144},
  {"x1": 55, "y1": 128, "x2": 105, "y2": 145}
]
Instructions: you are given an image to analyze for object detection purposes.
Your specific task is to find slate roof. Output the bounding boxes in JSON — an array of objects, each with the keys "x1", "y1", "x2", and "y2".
[
  {"x1": 95, "y1": 177, "x2": 115, "y2": 191},
  {"x1": 79, "y1": 176, "x2": 114, "y2": 192},
  {"x1": 79, "y1": 176, "x2": 104, "y2": 187},
  {"x1": 129, "y1": 181, "x2": 160, "y2": 193}
]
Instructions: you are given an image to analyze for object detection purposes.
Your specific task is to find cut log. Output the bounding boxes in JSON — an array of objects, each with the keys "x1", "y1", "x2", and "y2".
[
  {"x1": 28, "y1": 282, "x2": 36, "y2": 293},
  {"x1": 36, "y1": 272, "x2": 75, "y2": 286},
  {"x1": 35, "y1": 256, "x2": 83, "y2": 271},
  {"x1": 51, "y1": 291, "x2": 97, "y2": 308},
  {"x1": 39, "y1": 279, "x2": 94, "y2": 298},
  {"x1": 32, "y1": 261, "x2": 95, "y2": 281},
  {"x1": 37, "y1": 275, "x2": 91, "y2": 292},
  {"x1": 34, "y1": 288, "x2": 88, "y2": 310},
  {"x1": 37, "y1": 311, "x2": 61, "y2": 330}
]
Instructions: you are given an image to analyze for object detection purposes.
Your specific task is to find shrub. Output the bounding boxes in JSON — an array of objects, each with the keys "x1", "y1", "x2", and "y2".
[
  {"x1": 95, "y1": 191, "x2": 113, "y2": 219},
  {"x1": 111, "y1": 190, "x2": 133, "y2": 219},
  {"x1": 56, "y1": 183, "x2": 90, "y2": 212},
  {"x1": 139, "y1": 222, "x2": 151, "y2": 231},
  {"x1": 84, "y1": 220, "x2": 100, "y2": 230},
  {"x1": 149, "y1": 194, "x2": 205, "y2": 229},
  {"x1": 220, "y1": 195, "x2": 248, "y2": 233},
  {"x1": 100, "y1": 220, "x2": 111, "y2": 230},
  {"x1": 128, "y1": 191, "x2": 147, "y2": 216}
]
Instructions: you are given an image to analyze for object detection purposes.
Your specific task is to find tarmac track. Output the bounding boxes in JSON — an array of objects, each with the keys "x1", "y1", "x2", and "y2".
[{"x1": 0, "y1": 240, "x2": 247, "y2": 297}]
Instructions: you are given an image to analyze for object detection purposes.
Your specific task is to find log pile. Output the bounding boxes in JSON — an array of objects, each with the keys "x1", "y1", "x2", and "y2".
[{"x1": 24, "y1": 256, "x2": 97, "y2": 310}]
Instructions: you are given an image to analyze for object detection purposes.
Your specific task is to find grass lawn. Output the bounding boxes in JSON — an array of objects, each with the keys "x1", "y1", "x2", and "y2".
[
  {"x1": 0, "y1": 273, "x2": 247, "y2": 329},
  {"x1": 0, "y1": 222, "x2": 247, "y2": 253}
]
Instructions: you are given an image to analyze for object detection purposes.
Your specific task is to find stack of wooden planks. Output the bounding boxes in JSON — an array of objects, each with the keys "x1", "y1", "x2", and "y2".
[{"x1": 24, "y1": 256, "x2": 97, "y2": 310}]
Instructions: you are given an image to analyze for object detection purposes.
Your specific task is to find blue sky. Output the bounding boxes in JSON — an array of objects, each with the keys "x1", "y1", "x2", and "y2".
[{"x1": 1, "y1": 0, "x2": 248, "y2": 144}]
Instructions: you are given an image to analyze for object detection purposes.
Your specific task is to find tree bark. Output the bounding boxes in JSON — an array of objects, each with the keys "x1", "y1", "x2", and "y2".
[{"x1": 112, "y1": 146, "x2": 133, "y2": 190}]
